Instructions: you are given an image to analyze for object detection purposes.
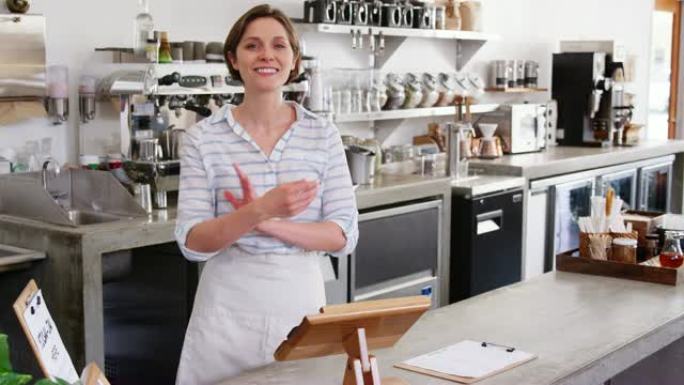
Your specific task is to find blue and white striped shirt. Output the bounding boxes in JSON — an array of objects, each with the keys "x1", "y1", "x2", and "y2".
[{"x1": 174, "y1": 102, "x2": 359, "y2": 261}]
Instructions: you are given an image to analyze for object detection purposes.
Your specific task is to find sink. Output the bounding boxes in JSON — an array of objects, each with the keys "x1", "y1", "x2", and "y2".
[
  {"x1": 0, "y1": 169, "x2": 146, "y2": 227},
  {"x1": 0, "y1": 243, "x2": 45, "y2": 272},
  {"x1": 67, "y1": 210, "x2": 134, "y2": 226}
]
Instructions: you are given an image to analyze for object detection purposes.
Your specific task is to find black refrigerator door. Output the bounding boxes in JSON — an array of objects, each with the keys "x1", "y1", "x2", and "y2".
[
  {"x1": 470, "y1": 190, "x2": 523, "y2": 296},
  {"x1": 451, "y1": 189, "x2": 523, "y2": 302}
]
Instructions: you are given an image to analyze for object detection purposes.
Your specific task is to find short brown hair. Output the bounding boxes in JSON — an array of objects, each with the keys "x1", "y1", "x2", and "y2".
[{"x1": 224, "y1": 4, "x2": 301, "y2": 84}]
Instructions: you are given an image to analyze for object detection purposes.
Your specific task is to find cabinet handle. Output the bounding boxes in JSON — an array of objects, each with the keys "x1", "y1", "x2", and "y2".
[{"x1": 476, "y1": 209, "x2": 503, "y2": 235}]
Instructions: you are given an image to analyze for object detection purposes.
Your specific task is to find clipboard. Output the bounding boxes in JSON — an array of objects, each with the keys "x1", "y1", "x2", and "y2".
[
  {"x1": 12, "y1": 280, "x2": 80, "y2": 384},
  {"x1": 395, "y1": 340, "x2": 537, "y2": 384}
]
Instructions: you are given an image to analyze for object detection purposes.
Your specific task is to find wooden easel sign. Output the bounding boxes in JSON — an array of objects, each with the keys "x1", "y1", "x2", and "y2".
[
  {"x1": 81, "y1": 362, "x2": 111, "y2": 385},
  {"x1": 12, "y1": 280, "x2": 80, "y2": 384}
]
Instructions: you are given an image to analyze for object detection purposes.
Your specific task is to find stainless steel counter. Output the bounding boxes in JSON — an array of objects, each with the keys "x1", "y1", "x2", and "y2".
[
  {"x1": 218, "y1": 271, "x2": 684, "y2": 385},
  {"x1": 470, "y1": 140, "x2": 684, "y2": 180},
  {"x1": 355, "y1": 174, "x2": 451, "y2": 210},
  {"x1": 451, "y1": 175, "x2": 526, "y2": 198}
]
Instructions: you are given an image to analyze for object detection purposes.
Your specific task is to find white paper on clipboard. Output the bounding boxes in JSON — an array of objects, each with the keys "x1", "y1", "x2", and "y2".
[
  {"x1": 22, "y1": 289, "x2": 79, "y2": 384},
  {"x1": 400, "y1": 340, "x2": 535, "y2": 379}
]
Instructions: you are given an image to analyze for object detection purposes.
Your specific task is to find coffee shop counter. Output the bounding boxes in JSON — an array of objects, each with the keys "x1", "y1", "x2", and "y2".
[
  {"x1": 217, "y1": 271, "x2": 684, "y2": 385},
  {"x1": 0, "y1": 173, "x2": 452, "y2": 371},
  {"x1": 469, "y1": 140, "x2": 684, "y2": 180}
]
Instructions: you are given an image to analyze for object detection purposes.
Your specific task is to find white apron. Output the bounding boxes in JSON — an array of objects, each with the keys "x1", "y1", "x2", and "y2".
[{"x1": 175, "y1": 247, "x2": 327, "y2": 385}]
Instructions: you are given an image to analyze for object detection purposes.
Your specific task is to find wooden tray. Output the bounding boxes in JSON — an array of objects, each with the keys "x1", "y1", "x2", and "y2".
[{"x1": 556, "y1": 251, "x2": 678, "y2": 286}]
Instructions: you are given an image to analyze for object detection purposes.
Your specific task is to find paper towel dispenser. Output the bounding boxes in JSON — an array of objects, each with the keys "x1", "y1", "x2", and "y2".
[{"x1": 0, "y1": 14, "x2": 47, "y2": 99}]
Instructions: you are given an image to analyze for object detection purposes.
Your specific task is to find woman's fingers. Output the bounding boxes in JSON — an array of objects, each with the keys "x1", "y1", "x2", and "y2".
[
  {"x1": 233, "y1": 163, "x2": 256, "y2": 201},
  {"x1": 223, "y1": 190, "x2": 240, "y2": 209}
]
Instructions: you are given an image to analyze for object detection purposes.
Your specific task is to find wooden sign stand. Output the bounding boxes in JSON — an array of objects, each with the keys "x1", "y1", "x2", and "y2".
[
  {"x1": 342, "y1": 328, "x2": 407, "y2": 385},
  {"x1": 275, "y1": 296, "x2": 431, "y2": 385}
]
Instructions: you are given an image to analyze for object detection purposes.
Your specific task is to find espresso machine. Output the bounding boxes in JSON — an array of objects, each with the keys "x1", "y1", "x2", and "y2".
[
  {"x1": 89, "y1": 63, "x2": 308, "y2": 208},
  {"x1": 552, "y1": 52, "x2": 629, "y2": 147}
]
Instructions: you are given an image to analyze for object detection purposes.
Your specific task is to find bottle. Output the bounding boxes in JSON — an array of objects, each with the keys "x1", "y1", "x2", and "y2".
[
  {"x1": 145, "y1": 38, "x2": 159, "y2": 63},
  {"x1": 134, "y1": 0, "x2": 154, "y2": 57},
  {"x1": 659, "y1": 231, "x2": 684, "y2": 268},
  {"x1": 158, "y1": 31, "x2": 173, "y2": 64}
]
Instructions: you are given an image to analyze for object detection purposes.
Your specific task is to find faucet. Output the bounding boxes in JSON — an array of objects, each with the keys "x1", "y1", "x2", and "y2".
[{"x1": 42, "y1": 158, "x2": 61, "y2": 190}]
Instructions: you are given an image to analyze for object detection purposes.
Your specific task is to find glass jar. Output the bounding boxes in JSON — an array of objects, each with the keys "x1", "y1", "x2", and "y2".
[
  {"x1": 611, "y1": 237, "x2": 637, "y2": 264},
  {"x1": 436, "y1": 73, "x2": 457, "y2": 106},
  {"x1": 384, "y1": 73, "x2": 406, "y2": 110},
  {"x1": 659, "y1": 231, "x2": 684, "y2": 268},
  {"x1": 419, "y1": 73, "x2": 440, "y2": 108},
  {"x1": 402, "y1": 73, "x2": 423, "y2": 109}
]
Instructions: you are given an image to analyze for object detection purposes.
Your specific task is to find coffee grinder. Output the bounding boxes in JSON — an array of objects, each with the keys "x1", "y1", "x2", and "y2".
[{"x1": 552, "y1": 52, "x2": 626, "y2": 147}]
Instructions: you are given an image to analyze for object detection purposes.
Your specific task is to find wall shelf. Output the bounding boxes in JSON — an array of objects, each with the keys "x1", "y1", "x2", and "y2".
[
  {"x1": 334, "y1": 104, "x2": 499, "y2": 123},
  {"x1": 294, "y1": 22, "x2": 499, "y2": 41},
  {"x1": 485, "y1": 87, "x2": 548, "y2": 93},
  {"x1": 294, "y1": 22, "x2": 497, "y2": 70}
]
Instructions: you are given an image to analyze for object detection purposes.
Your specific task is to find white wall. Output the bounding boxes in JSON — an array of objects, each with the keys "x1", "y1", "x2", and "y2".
[{"x1": 0, "y1": 0, "x2": 654, "y2": 165}]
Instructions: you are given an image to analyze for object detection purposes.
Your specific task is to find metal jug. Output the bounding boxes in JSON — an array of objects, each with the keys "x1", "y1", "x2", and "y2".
[{"x1": 345, "y1": 145, "x2": 376, "y2": 185}]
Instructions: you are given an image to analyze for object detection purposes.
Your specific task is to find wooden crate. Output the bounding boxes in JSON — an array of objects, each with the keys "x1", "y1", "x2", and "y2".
[{"x1": 556, "y1": 251, "x2": 678, "y2": 286}]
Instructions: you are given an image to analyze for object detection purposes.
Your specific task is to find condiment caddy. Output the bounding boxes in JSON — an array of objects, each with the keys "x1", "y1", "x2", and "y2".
[{"x1": 556, "y1": 188, "x2": 681, "y2": 286}]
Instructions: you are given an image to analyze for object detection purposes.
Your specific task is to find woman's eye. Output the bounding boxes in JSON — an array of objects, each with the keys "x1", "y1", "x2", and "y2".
[
  {"x1": 275, "y1": 44, "x2": 287, "y2": 49},
  {"x1": 245, "y1": 44, "x2": 257, "y2": 49}
]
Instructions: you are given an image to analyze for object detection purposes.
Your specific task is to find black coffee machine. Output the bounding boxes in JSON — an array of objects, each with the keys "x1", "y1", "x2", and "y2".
[{"x1": 552, "y1": 52, "x2": 630, "y2": 147}]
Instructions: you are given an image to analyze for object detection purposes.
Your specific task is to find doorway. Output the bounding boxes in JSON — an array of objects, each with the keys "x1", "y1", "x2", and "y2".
[{"x1": 649, "y1": 0, "x2": 681, "y2": 139}]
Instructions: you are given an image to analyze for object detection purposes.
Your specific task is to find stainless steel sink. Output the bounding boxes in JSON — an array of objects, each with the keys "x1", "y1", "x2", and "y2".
[
  {"x1": 67, "y1": 210, "x2": 134, "y2": 226},
  {"x1": 0, "y1": 243, "x2": 45, "y2": 273},
  {"x1": 0, "y1": 169, "x2": 146, "y2": 227}
]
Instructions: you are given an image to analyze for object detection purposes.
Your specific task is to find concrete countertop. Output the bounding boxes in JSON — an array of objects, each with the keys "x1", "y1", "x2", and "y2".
[
  {"x1": 470, "y1": 140, "x2": 684, "y2": 180},
  {"x1": 0, "y1": 209, "x2": 176, "y2": 237},
  {"x1": 355, "y1": 174, "x2": 452, "y2": 209},
  {"x1": 0, "y1": 174, "x2": 452, "y2": 235},
  {"x1": 451, "y1": 175, "x2": 526, "y2": 198},
  {"x1": 218, "y1": 271, "x2": 684, "y2": 385}
]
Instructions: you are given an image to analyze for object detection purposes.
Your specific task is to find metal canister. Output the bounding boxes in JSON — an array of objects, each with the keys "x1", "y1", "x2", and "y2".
[
  {"x1": 524, "y1": 60, "x2": 539, "y2": 88},
  {"x1": 492, "y1": 60, "x2": 508, "y2": 89},
  {"x1": 435, "y1": 5, "x2": 446, "y2": 30}
]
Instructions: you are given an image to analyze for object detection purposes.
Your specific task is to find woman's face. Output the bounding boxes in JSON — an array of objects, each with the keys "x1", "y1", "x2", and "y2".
[{"x1": 229, "y1": 17, "x2": 296, "y2": 93}]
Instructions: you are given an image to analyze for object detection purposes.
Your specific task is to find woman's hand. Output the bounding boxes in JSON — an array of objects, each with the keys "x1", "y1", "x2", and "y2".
[
  {"x1": 223, "y1": 163, "x2": 319, "y2": 220},
  {"x1": 223, "y1": 164, "x2": 256, "y2": 209}
]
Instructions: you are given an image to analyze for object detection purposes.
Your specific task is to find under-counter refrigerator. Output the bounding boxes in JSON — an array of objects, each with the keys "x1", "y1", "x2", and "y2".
[{"x1": 450, "y1": 187, "x2": 523, "y2": 302}]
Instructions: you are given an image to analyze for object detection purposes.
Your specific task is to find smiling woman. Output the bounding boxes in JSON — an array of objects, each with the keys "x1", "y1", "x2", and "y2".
[{"x1": 173, "y1": 4, "x2": 358, "y2": 385}]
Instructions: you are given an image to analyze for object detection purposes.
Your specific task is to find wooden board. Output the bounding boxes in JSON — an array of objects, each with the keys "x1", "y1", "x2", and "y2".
[
  {"x1": 556, "y1": 252, "x2": 678, "y2": 286},
  {"x1": 274, "y1": 296, "x2": 431, "y2": 361}
]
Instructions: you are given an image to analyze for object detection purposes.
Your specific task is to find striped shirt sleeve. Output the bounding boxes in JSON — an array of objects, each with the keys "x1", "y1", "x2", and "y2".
[
  {"x1": 174, "y1": 125, "x2": 221, "y2": 262},
  {"x1": 321, "y1": 122, "x2": 359, "y2": 257}
]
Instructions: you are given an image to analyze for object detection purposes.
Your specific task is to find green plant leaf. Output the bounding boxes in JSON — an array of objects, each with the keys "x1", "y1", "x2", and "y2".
[
  {"x1": 0, "y1": 372, "x2": 33, "y2": 385},
  {"x1": 0, "y1": 334, "x2": 12, "y2": 372},
  {"x1": 34, "y1": 378, "x2": 75, "y2": 385}
]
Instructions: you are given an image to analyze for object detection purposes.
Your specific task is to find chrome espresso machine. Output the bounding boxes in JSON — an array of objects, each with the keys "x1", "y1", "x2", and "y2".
[{"x1": 89, "y1": 63, "x2": 308, "y2": 208}]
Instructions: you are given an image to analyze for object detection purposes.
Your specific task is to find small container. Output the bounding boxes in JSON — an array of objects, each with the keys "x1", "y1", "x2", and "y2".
[
  {"x1": 643, "y1": 233, "x2": 660, "y2": 261},
  {"x1": 157, "y1": 31, "x2": 173, "y2": 64},
  {"x1": 419, "y1": 73, "x2": 440, "y2": 108},
  {"x1": 659, "y1": 231, "x2": 684, "y2": 268},
  {"x1": 434, "y1": 5, "x2": 446, "y2": 30},
  {"x1": 385, "y1": 74, "x2": 406, "y2": 110},
  {"x1": 491, "y1": 60, "x2": 508, "y2": 89},
  {"x1": 79, "y1": 154, "x2": 100, "y2": 170},
  {"x1": 133, "y1": 183, "x2": 153, "y2": 213},
  {"x1": 402, "y1": 73, "x2": 423, "y2": 109},
  {"x1": 611, "y1": 237, "x2": 637, "y2": 264},
  {"x1": 524, "y1": 60, "x2": 539, "y2": 88},
  {"x1": 107, "y1": 153, "x2": 123, "y2": 170}
]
